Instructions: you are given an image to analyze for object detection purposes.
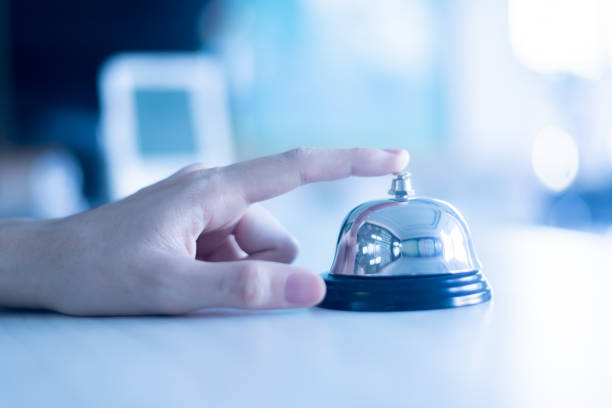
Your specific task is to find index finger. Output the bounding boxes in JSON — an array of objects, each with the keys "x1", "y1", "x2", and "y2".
[{"x1": 219, "y1": 147, "x2": 409, "y2": 203}]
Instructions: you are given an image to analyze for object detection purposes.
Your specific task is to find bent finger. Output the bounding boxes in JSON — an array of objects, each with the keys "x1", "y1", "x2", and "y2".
[
  {"x1": 200, "y1": 236, "x2": 246, "y2": 262},
  {"x1": 233, "y1": 204, "x2": 299, "y2": 263},
  {"x1": 163, "y1": 258, "x2": 325, "y2": 312}
]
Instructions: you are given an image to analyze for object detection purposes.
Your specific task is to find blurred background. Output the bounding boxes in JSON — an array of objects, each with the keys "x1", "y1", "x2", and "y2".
[{"x1": 1, "y1": 0, "x2": 611, "y2": 270}]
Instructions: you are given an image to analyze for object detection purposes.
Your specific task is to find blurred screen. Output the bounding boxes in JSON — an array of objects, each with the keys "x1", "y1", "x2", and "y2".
[{"x1": 134, "y1": 89, "x2": 197, "y2": 156}]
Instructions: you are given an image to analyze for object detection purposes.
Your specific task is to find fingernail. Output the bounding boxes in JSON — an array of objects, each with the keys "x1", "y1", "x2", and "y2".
[
  {"x1": 284, "y1": 272, "x2": 325, "y2": 305},
  {"x1": 383, "y1": 148, "x2": 403, "y2": 154}
]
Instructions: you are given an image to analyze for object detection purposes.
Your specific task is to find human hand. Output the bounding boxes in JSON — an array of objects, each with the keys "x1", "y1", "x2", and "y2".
[{"x1": 0, "y1": 148, "x2": 409, "y2": 315}]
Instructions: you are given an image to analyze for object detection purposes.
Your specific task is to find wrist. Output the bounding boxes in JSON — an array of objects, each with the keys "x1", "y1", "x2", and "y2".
[{"x1": 0, "y1": 218, "x2": 51, "y2": 309}]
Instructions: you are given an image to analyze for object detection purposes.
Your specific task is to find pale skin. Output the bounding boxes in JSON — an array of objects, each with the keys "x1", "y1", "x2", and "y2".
[{"x1": 0, "y1": 147, "x2": 409, "y2": 316}]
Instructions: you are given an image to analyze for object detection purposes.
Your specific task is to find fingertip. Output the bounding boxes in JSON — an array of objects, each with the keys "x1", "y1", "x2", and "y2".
[
  {"x1": 386, "y1": 149, "x2": 410, "y2": 172},
  {"x1": 284, "y1": 271, "x2": 326, "y2": 306}
]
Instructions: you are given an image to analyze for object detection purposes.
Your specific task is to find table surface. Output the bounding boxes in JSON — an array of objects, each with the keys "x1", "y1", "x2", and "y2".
[{"x1": 1, "y1": 224, "x2": 611, "y2": 408}]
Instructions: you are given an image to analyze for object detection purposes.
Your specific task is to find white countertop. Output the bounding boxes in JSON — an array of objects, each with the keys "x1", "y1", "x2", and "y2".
[{"x1": 1, "y1": 223, "x2": 611, "y2": 408}]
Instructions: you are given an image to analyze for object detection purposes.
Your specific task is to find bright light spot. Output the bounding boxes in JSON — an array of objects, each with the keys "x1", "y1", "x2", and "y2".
[
  {"x1": 532, "y1": 126, "x2": 579, "y2": 192},
  {"x1": 440, "y1": 230, "x2": 453, "y2": 263},
  {"x1": 450, "y1": 226, "x2": 468, "y2": 264},
  {"x1": 508, "y1": 0, "x2": 605, "y2": 78}
]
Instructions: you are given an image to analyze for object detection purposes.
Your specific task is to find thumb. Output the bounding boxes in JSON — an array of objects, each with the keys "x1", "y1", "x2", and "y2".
[{"x1": 161, "y1": 258, "x2": 326, "y2": 313}]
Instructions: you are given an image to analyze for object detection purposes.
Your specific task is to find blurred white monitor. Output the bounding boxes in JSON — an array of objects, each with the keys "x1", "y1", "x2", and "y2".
[{"x1": 99, "y1": 53, "x2": 234, "y2": 200}]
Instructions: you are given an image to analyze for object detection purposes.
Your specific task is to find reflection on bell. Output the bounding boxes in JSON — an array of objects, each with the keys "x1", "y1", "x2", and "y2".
[{"x1": 319, "y1": 172, "x2": 492, "y2": 311}]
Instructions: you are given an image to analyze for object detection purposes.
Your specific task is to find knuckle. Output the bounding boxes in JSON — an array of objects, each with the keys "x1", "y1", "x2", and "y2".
[
  {"x1": 350, "y1": 147, "x2": 369, "y2": 156},
  {"x1": 177, "y1": 166, "x2": 225, "y2": 207},
  {"x1": 236, "y1": 263, "x2": 269, "y2": 308},
  {"x1": 203, "y1": 167, "x2": 225, "y2": 189},
  {"x1": 284, "y1": 147, "x2": 315, "y2": 183},
  {"x1": 173, "y1": 163, "x2": 210, "y2": 180},
  {"x1": 184, "y1": 166, "x2": 220, "y2": 186},
  {"x1": 184, "y1": 163, "x2": 211, "y2": 174},
  {"x1": 284, "y1": 147, "x2": 314, "y2": 163},
  {"x1": 281, "y1": 237, "x2": 300, "y2": 263}
]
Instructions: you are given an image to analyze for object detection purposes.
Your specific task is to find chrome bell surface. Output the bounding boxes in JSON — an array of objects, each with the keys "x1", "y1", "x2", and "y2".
[
  {"x1": 331, "y1": 173, "x2": 481, "y2": 277},
  {"x1": 319, "y1": 172, "x2": 492, "y2": 311}
]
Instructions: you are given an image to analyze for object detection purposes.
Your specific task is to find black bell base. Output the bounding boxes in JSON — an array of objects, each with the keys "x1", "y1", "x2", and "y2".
[{"x1": 318, "y1": 270, "x2": 491, "y2": 312}]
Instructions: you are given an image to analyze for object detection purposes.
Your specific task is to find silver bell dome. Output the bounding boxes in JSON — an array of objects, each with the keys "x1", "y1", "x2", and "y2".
[
  {"x1": 330, "y1": 172, "x2": 481, "y2": 277},
  {"x1": 319, "y1": 172, "x2": 491, "y2": 312}
]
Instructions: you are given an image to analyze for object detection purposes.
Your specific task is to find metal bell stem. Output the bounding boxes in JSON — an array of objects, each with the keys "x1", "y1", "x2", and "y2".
[{"x1": 388, "y1": 172, "x2": 415, "y2": 199}]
